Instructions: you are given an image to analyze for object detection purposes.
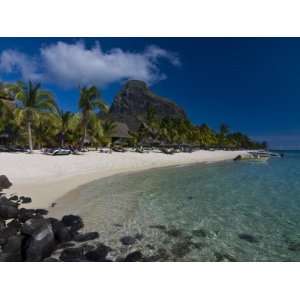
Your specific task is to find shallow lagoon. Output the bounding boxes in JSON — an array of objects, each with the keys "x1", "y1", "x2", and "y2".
[{"x1": 51, "y1": 151, "x2": 300, "y2": 261}]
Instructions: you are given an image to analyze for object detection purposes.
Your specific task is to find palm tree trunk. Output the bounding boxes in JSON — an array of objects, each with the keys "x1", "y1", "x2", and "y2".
[
  {"x1": 81, "y1": 124, "x2": 87, "y2": 148},
  {"x1": 27, "y1": 121, "x2": 33, "y2": 152},
  {"x1": 61, "y1": 133, "x2": 64, "y2": 148}
]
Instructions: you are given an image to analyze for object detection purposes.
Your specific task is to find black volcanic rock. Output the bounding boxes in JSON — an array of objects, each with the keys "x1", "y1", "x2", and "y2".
[
  {"x1": 124, "y1": 251, "x2": 143, "y2": 262},
  {"x1": 1, "y1": 235, "x2": 24, "y2": 261},
  {"x1": 0, "y1": 197, "x2": 19, "y2": 220},
  {"x1": 238, "y1": 233, "x2": 259, "y2": 243},
  {"x1": 0, "y1": 175, "x2": 12, "y2": 191},
  {"x1": 85, "y1": 243, "x2": 112, "y2": 261},
  {"x1": 120, "y1": 235, "x2": 136, "y2": 245},
  {"x1": 18, "y1": 208, "x2": 36, "y2": 222},
  {"x1": 51, "y1": 221, "x2": 73, "y2": 243},
  {"x1": 60, "y1": 247, "x2": 85, "y2": 262},
  {"x1": 62, "y1": 215, "x2": 84, "y2": 232},
  {"x1": 108, "y1": 80, "x2": 187, "y2": 131},
  {"x1": 22, "y1": 219, "x2": 56, "y2": 261},
  {"x1": 73, "y1": 232, "x2": 99, "y2": 242}
]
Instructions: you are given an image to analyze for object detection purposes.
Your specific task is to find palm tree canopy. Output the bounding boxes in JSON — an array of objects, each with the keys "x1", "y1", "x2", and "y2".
[
  {"x1": 79, "y1": 86, "x2": 108, "y2": 115},
  {"x1": 56, "y1": 109, "x2": 73, "y2": 132},
  {"x1": 11, "y1": 81, "x2": 57, "y2": 122}
]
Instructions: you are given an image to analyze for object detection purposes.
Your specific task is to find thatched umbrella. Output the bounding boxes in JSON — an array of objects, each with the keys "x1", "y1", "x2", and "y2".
[{"x1": 110, "y1": 122, "x2": 130, "y2": 139}]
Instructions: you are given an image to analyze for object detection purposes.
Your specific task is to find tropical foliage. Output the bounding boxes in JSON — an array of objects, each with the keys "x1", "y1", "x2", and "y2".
[
  {"x1": 78, "y1": 86, "x2": 108, "y2": 147},
  {"x1": 135, "y1": 106, "x2": 266, "y2": 149},
  {"x1": 0, "y1": 81, "x2": 267, "y2": 151}
]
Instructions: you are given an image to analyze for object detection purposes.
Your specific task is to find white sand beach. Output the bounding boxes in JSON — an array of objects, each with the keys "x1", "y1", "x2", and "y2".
[{"x1": 0, "y1": 150, "x2": 246, "y2": 208}]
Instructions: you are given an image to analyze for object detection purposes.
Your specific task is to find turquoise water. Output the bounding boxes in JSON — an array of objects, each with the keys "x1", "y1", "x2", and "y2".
[{"x1": 53, "y1": 151, "x2": 300, "y2": 261}]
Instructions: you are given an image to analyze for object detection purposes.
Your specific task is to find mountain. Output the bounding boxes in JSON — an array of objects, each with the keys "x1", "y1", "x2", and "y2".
[{"x1": 107, "y1": 80, "x2": 187, "y2": 131}]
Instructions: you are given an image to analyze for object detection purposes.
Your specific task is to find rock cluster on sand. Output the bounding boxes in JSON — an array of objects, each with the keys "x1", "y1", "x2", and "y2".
[
  {"x1": 0, "y1": 191, "x2": 106, "y2": 261},
  {"x1": 0, "y1": 175, "x2": 111, "y2": 262},
  {"x1": 0, "y1": 175, "x2": 157, "y2": 262},
  {"x1": 0, "y1": 175, "x2": 12, "y2": 191}
]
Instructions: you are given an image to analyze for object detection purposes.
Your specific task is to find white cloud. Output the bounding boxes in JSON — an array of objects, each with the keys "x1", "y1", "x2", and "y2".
[
  {"x1": 0, "y1": 50, "x2": 43, "y2": 82},
  {"x1": 0, "y1": 41, "x2": 180, "y2": 88}
]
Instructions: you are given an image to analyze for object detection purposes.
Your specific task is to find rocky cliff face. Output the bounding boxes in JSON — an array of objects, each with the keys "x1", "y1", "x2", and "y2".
[{"x1": 108, "y1": 80, "x2": 187, "y2": 131}]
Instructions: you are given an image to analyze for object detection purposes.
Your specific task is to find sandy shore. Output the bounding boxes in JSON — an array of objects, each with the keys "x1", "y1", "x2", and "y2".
[{"x1": 0, "y1": 150, "x2": 246, "y2": 208}]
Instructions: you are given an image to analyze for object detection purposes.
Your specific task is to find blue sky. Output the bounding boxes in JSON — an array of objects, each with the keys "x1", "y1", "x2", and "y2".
[{"x1": 0, "y1": 37, "x2": 299, "y2": 149}]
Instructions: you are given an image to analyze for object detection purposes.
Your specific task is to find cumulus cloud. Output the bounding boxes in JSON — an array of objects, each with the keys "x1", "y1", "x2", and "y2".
[
  {"x1": 0, "y1": 41, "x2": 180, "y2": 88},
  {"x1": 0, "y1": 50, "x2": 43, "y2": 82}
]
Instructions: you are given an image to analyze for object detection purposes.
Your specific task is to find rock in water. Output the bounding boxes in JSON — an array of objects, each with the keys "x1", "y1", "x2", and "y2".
[
  {"x1": 288, "y1": 242, "x2": 300, "y2": 252},
  {"x1": 171, "y1": 242, "x2": 191, "y2": 258},
  {"x1": 85, "y1": 243, "x2": 112, "y2": 261},
  {"x1": 149, "y1": 224, "x2": 167, "y2": 231},
  {"x1": 238, "y1": 233, "x2": 259, "y2": 243},
  {"x1": 0, "y1": 175, "x2": 12, "y2": 191},
  {"x1": 214, "y1": 252, "x2": 237, "y2": 262},
  {"x1": 124, "y1": 251, "x2": 143, "y2": 262},
  {"x1": 120, "y1": 236, "x2": 136, "y2": 246},
  {"x1": 166, "y1": 228, "x2": 183, "y2": 238},
  {"x1": 192, "y1": 228, "x2": 209, "y2": 238},
  {"x1": 107, "y1": 80, "x2": 187, "y2": 131}
]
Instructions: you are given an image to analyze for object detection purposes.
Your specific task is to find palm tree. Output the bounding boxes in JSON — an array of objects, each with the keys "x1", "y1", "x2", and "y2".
[
  {"x1": 56, "y1": 109, "x2": 73, "y2": 147},
  {"x1": 11, "y1": 81, "x2": 57, "y2": 152},
  {"x1": 0, "y1": 82, "x2": 14, "y2": 130},
  {"x1": 220, "y1": 123, "x2": 230, "y2": 136},
  {"x1": 101, "y1": 119, "x2": 116, "y2": 145},
  {"x1": 34, "y1": 113, "x2": 59, "y2": 149},
  {"x1": 218, "y1": 123, "x2": 230, "y2": 148},
  {"x1": 78, "y1": 86, "x2": 108, "y2": 147}
]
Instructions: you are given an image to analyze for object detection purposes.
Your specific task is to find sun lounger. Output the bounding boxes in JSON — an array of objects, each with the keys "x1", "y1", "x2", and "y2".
[
  {"x1": 161, "y1": 147, "x2": 176, "y2": 155},
  {"x1": 44, "y1": 148, "x2": 71, "y2": 156},
  {"x1": 112, "y1": 145, "x2": 126, "y2": 152},
  {"x1": 99, "y1": 148, "x2": 112, "y2": 153}
]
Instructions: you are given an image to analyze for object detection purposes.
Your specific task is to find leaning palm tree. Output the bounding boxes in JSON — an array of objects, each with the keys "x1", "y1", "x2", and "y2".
[
  {"x1": 78, "y1": 86, "x2": 108, "y2": 147},
  {"x1": 11, "y1": 81, "x2": 57, "y2": 152}
]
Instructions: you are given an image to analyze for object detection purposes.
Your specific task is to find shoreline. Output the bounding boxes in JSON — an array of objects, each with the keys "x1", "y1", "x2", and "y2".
[{"x1": 1, "y1": 150, "x2": 247, "y2": 209}]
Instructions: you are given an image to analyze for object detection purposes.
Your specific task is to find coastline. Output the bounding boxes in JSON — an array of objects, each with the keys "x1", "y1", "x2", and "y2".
[{"x1": 1, "y1": 150, "x2": 247, "y2": 209}]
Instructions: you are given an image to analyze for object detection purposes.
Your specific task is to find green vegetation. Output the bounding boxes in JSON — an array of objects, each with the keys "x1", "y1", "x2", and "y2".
[
  {"x1": 131, "y1": 106, "x2": 266, "y2": 149},
  {"x1": 0, "y1": 81, "x2": 110, "y2": 150},
  {"x1": 0, "y1": 81, "x2": 266, "y2": 151}
]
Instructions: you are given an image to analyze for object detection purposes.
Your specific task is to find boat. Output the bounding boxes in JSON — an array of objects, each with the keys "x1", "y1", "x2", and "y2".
[
  {"x1": 249, "y1": 152, "x2": 270, "y2": 161},
  {"x1": 256, "y1": 150, "x2": 282, "y2": 158},
  {"x1": 234, "y1": 152, "x2": 269, "y2": 162}
]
